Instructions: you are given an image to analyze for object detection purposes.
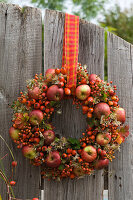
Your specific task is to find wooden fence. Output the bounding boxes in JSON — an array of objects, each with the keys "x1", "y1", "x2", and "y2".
[{"x1": 0, "y1": 3, "x2": 133, "y2": 200}]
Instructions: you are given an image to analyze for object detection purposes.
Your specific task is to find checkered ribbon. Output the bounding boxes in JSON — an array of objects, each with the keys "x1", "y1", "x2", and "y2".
[{"x1": 62, "y1": 13, "x2": 79, "y2": 88}]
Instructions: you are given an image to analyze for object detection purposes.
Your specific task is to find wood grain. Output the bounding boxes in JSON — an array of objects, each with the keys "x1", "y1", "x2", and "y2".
[
  {"x1": 107, "y1": 32, "x2": 133, "y2": 200},
  {"x1": 0, "y1": 3, "x2": 42, "y2": 199},
  {"x1": 43, "y1": 9, "x2": 105, "y2": 200}
]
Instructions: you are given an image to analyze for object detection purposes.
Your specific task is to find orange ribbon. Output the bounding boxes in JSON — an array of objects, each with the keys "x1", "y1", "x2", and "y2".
[{"x1": 62, "y1": 13, "x2": 79, "y2": 88}]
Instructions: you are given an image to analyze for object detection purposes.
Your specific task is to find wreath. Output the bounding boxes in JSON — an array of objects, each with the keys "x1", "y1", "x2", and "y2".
[{"x1": 9, "y1": 63, "x2": 129, "y2": 181}]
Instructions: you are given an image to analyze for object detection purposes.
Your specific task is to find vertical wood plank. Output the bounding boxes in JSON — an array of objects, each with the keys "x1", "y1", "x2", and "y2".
[
  {"x1": 0, "y1": 3, "x2": 42, "y2": 199},
  {"x1": 107, "y1": 33, "x2": 133, "y2": 200},
  {"x1": 43, "y1": 9, "x2": 104, "y2": 200}
]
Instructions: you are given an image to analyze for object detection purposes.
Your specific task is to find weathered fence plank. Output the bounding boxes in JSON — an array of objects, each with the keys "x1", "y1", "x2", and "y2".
[
  {"x1": 0, "y1": 3, "x2": 42, "y2": 199},
  {"x1": 43, "y1": 9, "x2": 104, "y2": 200},
  {"x1": 107, "y1": 33, "x2": 133, "y2": 200}
]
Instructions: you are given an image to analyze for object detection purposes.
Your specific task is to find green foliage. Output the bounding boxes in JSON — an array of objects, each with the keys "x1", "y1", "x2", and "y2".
[
  {"x1": 31, "y1": 0, "x2": 65, "y2": 10},
  {"x1": 31, "y1": 0, "x2": 107, "y2": 20},
  {"x1": 72, "y1": 0, "x2": 107, "y2": 20},
  {"x1": 100, "y1": 5, "x2": 133, "y2": 44},
  {"x1": 68, "y1": 137, "x2": 81, "y2": 149},
  {"x1": 0, "y1": 0, "x2": 7, "y2": 2}
]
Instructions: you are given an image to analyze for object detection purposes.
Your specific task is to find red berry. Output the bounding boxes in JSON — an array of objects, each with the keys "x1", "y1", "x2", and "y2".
[
  {"x1": 58, "y1": 82, "x2": 64, "y2": 88},
  {"x1": 45, "y1": 101, "x2": 50, "y2": 107},
  {"x1": 12, "y1": 161, "x2": 17, "y2": 167},
  {"x1": 42, "y1": 93, "x2": 46, "y2": 98},
  {"x1": 64, "y1": 88, "x2": 71, "y2": 95},
  {"x1": 10, "y1": 181, "x2": 16, "y2": 186},
  {"x1": 55, "y1": 68, "x2": 60, "y2": 74},
  {"x1": 61, "y1": 67, "x2": 67, "y2": 75},
  {"x1": 40, "y1": 106, "x2": 45, "y2": 111},
  {"x1": 34, "y1": 103, "x2": 40, "y2": 109},
  {"x1": 58, "y1": 76, "x2": 65, "y2": 82},
  {"x1": 30, "y1": 99, "x2": 36, "y2": 104},
  {"x1": 42, "y1": 85, "x2": 48, "y2": 92}
]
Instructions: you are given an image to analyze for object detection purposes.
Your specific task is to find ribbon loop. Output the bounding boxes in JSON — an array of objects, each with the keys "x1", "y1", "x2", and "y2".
[{"x1": 62, "y1": 13, "x2": 79, "y2": 88}]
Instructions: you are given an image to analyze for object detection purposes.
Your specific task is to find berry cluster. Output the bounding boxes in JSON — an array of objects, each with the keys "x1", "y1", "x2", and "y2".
[{"x1": 10, "y1": 63, "x2": 129, "y2": 181}]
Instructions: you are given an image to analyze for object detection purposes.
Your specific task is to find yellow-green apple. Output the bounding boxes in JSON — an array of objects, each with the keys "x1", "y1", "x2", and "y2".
[
  {"x1": 95, "y1": 159, "x2": 109, "y2": 169},
  {"x1": 81, "y1": 145, "x2": 97, "y2": 162},
  {"x1": 22, "y1": 146, "x2": 36, "y2": 159},
  {"x1": 73, "y1": 166, "x2": 84, "y2": 176},
  {"x1": 115, "y1": 107, "x2": 126, "y2": 123},
  {"x1": 94, "y1": 102, "x2": 110, "y2": 119},
  {"x1": 9, "y1": 127, "x2": 20, "y2": 140},
  {"x1": 96, "y1": 133, "x2": 111, "y2": 146},
  {"x1": 46, "y1": 151, "x2": 61, "y2": 168},
  {"x1": 29, "y1": 110, "x2": 43, "y2": 125},
  {"x1": 89, "y1": 74, "x2": 101, "y2": 83},
  {"x1": 45, "y1": 69, "x2": 55, "y2": 82},
  {"x1": 119, "y1": 125, "x2": 129, "y2": 138},
  {"x1": 76, "y1": 84, "x2": 91, "y2": 100},
  {"x1": 28, "y1": 87, "x2": 41, "y2": 100},
  {"x1": 14, "y1": 113, "x2": 27, "y2": 129},
  {"x1": 47, "y1": 85, "x2": 64, "y2": 101},
  {"x1": 43, "y1": 130, "x2": 55, "y2": 145}
]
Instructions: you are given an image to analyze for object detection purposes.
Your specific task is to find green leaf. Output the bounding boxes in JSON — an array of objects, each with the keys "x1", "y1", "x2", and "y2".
[
  {"x1": 0, "y1": 194, "x2": 2, "y2": 200},
  {"x1": 58, "y1": 164, "x2": 65, "y2": 171},
  {"x1": 49, "y1": 101, "x2": 57, "y2": 106},
  {"x1": 68, "y1": 137, "x2": 79, "y2": 145}
]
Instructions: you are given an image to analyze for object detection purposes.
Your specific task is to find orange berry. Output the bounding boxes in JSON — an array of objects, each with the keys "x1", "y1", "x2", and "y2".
[
  {"x1": 87, "y1": 97, "x2": 94, "y2": 103},
  {"x1": 61, "y1": 67, "x2": 67, "y2": 75},
  {"x1": 87, "y1": 131, "x2": 92, "y2": 136},
  {"x1": 72, "y1": 150, "x2": 76, "y2": 156},
  {"x1": 108, "y1": 101, "x2": 113, "y2": 106},
  {"x1": 111, "y1": 96, "x2": 117, "y2": 101},
  {"x1": 78, "y1": 158, "x2": 83, "y2": 163},
  {"x1": 67, "y1": 148, "x2": 72, "y2": 154},
  {"x1": 30, "y1": 99, "x2": 36, "y2": 104},
  {"x1": 81, "y1": 78, "x2": 87, "y2": 84},
  {"x1": 90, "y1": 135, "x2": 95, "y2": 140},
  {"x1": 64, "y1": 88, "x2": 71, "y2": 95},
  {"x1": 82, "y1": 106, "x2": 89, "y2": 114},
  {"x1": 87, "y1": 112, "x2": 92, "y2": 118},
  {"x1": 70, "y1": 173, "x2": 75, "y2": 179},
  {"x1": 62, "y1": 153, "x2": 67, "y2": 158},
  {"x1": 82, "y1": 143, "x2": 86, "y2": 148},
  {"x1": 55, "y1": 68, "x2": 60, "y2": 74},
  {"x1": 88, "y1": 107, "x2": 93, "y2": 113},
  {"x1": 10, "y1": 181, "x2": 16, "y2": 186},
  {"x1": 21, "y1": 98, "x2": 27, "y2": 104}
]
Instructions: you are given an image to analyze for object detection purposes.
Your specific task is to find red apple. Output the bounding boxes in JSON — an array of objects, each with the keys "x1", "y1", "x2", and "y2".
[
  {"x1": 47, "y1": 85, "x2": 64, "y2": 101},
  {"x1": 95, "y1": 159, "x2": 109, "y2": 169},
  {"x1": 46, "y1": 151, "x2": 61, "y2": 168},
  {"x1": 9, "y1": 127, "x2": 20, "y2": 140},
  {"x1": 89, "y1": 74, "x2": 101, "y2": 83},
  {"x1": 45, "y1": 69, "x2": 55, "y2": 82},
  {"x1": 76, "y1": 84, "x2": 91, "y2": 100},
  {"x1": 22, "y1": 146, "x2": 36, "y2": 159},
  {"x1": 29, "y1": 110, "x2": 43, "y2": 125},
  {"x1": 43, "y1": 130, "x2": 55, "y2": 145},
  {"x1": 115, "y1": 107, "x2": 126, "y2": 123},
  {"x1": 81, "y1": 146, "x2": 97, "y2": 162},
  {"x1": 94, "y1": 102, "x2": 110, "y2": 119},
  {"x1": 100, "y1": 150, "x2": 107, "y2": 159},
  {"x1": 28, "y1": 87, "x2": 41, "y2": 100},
  {"x1": 32, "y1": 198, "x2": 39, "y2": 200},
  {"x1": 96, "y1": 132, "x2": 111, "y2": 146}
]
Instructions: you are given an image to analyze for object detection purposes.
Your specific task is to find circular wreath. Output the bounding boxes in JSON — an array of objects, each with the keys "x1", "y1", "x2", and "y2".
[{"x1": 9, "y1": 63, "x2": 129, "y2": 181}]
